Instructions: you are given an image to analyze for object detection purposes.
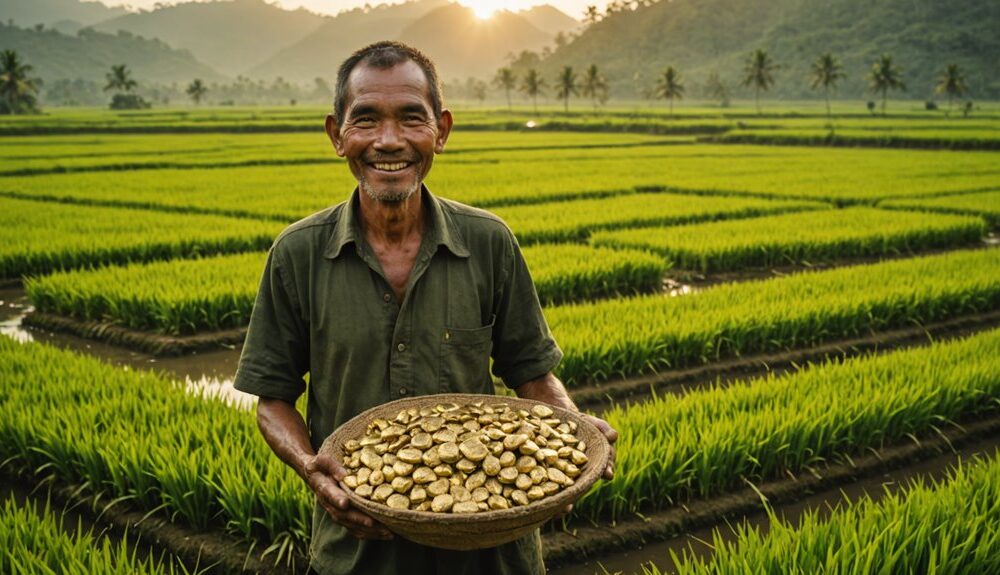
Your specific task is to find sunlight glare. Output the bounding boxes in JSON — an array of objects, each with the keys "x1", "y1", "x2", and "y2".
[{"x1": 461, "y1": 0, "x2": 503, "y2": 19}]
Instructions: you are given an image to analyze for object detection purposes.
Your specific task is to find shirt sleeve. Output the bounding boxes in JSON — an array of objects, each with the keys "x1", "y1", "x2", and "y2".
[
  {"x1": 490, "y1": 229, "x2": 563, "y2": 388},
  {"x1": 233, "y1": 245, "x2": 309, "y2": 403}
]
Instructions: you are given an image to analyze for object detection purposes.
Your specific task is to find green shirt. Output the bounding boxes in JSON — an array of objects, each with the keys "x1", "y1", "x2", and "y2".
[{"x1": 234, "y1": 187, "x2": 562, "y2": 575}]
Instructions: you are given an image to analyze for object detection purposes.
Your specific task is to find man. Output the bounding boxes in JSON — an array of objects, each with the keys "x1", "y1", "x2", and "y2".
[{"x1": 234, "y1": 41, "x2": 617, "y2": 575}]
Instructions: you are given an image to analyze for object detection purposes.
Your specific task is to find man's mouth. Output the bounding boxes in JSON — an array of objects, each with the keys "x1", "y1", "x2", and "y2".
[{"x1": 369, "y1": 161, "x2": 413, "y2": 173}]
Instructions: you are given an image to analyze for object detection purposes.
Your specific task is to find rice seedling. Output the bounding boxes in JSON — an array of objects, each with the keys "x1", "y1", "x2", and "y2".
[
  {"x1": 547, "y1": 248, "x2": 1000, "y2": 385},
  {"x1": 649, "y1": 454, "x2": 1000, "y2": 574},
  {"x1": 0, "y1": 196, "x2": 283, "y2": 280},
  {"x1": 879, "y1": 190, "x2": 1000, "y2": 226},
  {"x1": 574, "y1": 327, "x2": 1000, "y2": 521},
  {"x1": 590, "y1": 207, "x2": 986, "y2": 272}
]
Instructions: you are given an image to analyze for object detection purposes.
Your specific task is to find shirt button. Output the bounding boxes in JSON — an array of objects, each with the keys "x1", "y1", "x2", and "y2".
[
  {"x1": 383, "y1": 293, "x2": 391, "y2": 302},
  {"x1": 399, "y1": 387, "x2": 408, "y2": 396},
  {"x1": 397, "y1": 343, "x2": 406, "y2": 352}
]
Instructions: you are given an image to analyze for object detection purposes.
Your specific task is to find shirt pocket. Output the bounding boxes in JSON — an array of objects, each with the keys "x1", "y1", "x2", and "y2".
[{"x1": 439, "y1": 315, "x2": 495, "y2": 394}]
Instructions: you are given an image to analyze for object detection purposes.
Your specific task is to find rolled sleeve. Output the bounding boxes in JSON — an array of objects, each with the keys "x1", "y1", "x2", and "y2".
[
  {"x1": 490, "y1": 231, "x2": 563, "y2": 388},
  {"x1": 233, "y1": 246, "x2": 309, "y2": 403}
]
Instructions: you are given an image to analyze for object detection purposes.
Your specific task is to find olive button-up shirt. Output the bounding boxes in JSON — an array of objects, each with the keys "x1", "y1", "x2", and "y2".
[{"x1": 233, "y1": 187, "x2": 562, "y2": 575}]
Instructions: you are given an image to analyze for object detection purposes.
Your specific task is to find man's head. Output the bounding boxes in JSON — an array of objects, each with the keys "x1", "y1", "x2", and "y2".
[{"x1": 326, "y1": 41, "x2": 453, "y2": 204}]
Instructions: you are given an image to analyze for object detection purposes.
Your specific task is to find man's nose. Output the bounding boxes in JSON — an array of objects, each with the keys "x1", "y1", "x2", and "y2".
[{"x1": 373, "y1": 120, "x2": 405, "y2": 151}]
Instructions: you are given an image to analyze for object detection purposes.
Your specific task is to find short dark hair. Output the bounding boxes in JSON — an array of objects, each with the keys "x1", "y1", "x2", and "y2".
[{"x1": 334, "y1": 41, "x2": 443, "y2": 129}]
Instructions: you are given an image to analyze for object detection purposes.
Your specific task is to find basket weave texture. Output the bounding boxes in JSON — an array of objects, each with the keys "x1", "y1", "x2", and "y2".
[{"x1": 318, "y1": 393, "x2": 610, "y2": 550}]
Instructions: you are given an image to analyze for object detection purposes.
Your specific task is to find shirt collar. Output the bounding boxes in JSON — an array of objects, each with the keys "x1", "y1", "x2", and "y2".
[{"x1": 323, "y1": 185, "x2": 470, "y2": 260}]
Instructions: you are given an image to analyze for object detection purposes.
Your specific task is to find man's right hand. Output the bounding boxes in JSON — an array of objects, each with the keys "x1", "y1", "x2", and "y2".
[{"x1": 303, "y1": 453, "x2": 394, "y2": 541}]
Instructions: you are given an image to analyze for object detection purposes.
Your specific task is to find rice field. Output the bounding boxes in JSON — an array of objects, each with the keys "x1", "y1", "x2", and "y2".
[{"x1": 2, "y1": 106, "x2": 999, "y2": 573}]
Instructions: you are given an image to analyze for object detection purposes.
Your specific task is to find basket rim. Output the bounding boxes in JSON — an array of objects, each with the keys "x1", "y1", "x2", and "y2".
[{"x1": 319, "y1": 393, "x2": 610, "y2": 525}]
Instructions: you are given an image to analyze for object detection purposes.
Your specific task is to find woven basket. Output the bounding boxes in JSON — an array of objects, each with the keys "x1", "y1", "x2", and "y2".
[{"x1": 318, "y1": 393, "x2": 610, "y2": 550}]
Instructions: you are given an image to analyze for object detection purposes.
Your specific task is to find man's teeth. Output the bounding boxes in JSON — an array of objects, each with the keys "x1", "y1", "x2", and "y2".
[{"x1": 373, "y1": 162, "x2": 408, "y2": 172}]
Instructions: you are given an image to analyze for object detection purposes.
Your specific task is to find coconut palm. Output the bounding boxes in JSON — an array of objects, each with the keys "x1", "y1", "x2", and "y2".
[
  {"x1": 866, "y1": 54, "x2": 905, "y2": 116},
  {"x1": 935, "y1": 64, "x2": 967, "y2": 116},
  {"x1": 705, "y1": 71, "x2": 730, "y2": 108},
  {"x1": 554, "y1": 66, "x2": 578, "y2": 113},
  {"x1": 0, "y1": 50, "x2": 40, "y2": 114},
  {"x1": 104, "y1": 64, "x2": 137, "y2": 94},
  {"x1": 492, "y1": 67, "x2": 516, "y2": 112},
  {"x1": 186, "y1": 78, "x2": 208, "y2": 105},
  {"x1": 520, "y1": 69, "x2": 546, "y2": 114},
  {"x1": 581, "y1": 64, "x2": 608, "y2": 111},
  {"x1": 741, "y1": 49, "x2": 778, "y2": 115},
  {"x1": 654, "y1": 66, "x2": 684, "y2": 115},
  {"x1": 810, "y1": 53, "x2": 845, "y2": 120}
]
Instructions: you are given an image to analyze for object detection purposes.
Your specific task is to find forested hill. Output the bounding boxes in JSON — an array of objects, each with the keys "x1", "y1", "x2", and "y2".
[
  {"x1": 0, "y1": 21, "x2": 224, "y2": 85},
  {"x1": 545, "y1": 0, "x2": 1000, "y2": 100}
]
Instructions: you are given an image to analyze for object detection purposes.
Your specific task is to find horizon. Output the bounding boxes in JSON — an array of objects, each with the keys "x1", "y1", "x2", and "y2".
[{"x1": 97, "y1": 0, "x2": 593, "y2": 20}]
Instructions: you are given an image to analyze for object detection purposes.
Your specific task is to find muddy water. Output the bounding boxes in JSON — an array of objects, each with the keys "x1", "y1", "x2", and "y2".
[
  {"x1": 0, "y1": 287, "x2": 253, "y2": 408},
  {"x1": 549, "y1": 433, "x2": 1000, "y2": 575}
]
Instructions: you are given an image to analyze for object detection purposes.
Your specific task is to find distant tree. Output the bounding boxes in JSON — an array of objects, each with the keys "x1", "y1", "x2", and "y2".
[
  {"x1": 520, "y1": 69, "x2": 546, "y2": 114},
  {"x1": 581, "y1": 64, "x2": 609, "y2": 110},
  {"x1": 704, "y1": 71, "x2": 730, "y2": 108},
  {"x1": 742, "y1": 49, "x2": 778, "y2": 115},
  {"x1": 492, "y1": 67, "x2": 517, "y2": 111},
  {"x1": 962, "y1": 101, "x2": 973, "y2": 118},
  {"x1": 466, "y1": 77, "x2": 487, "y2": 106},
  {"x1": 583, "y1": 5, "x2": 600, "y2": 25},
  {"x1": 312, "y1": 77, "x2": 333, "y2": 102},
  {"x1": 186, "y1": 78, "x2": 207, "y2": 105},
  {"x1": 555, "y1": 66, "x2": 578, "y2": 113},
  {"x1": 104, "y1": 64, "x2": 137, "y2": 94},
  {"x1": 866, "y1": 100, "x2": 877, "y2": 115},
  {"x1": 810, "y1": 53, "x2": 845, "y2": 120},
  {"x1": 866, "y1": 54, "x2": 905, "y2": 116},
  {"x1": 935, "y1": 64, "x2": 967, "y2": 116},
  {"x1": 0, "y1": 50, "x2": 41, "y2": 114},
  {"x1": 654, "y1": 66, "x2": 684, "y2": 115}
]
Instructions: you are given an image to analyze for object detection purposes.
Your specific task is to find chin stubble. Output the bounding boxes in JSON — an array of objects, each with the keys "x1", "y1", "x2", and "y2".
[{"x1": 359, "y1": 173, "x2": 421, "y2": 203}]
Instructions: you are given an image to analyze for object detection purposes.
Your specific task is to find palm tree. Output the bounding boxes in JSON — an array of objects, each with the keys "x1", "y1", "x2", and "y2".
[
  {"x1": 705, "y1": 71, "x2": 730, "y2": 108},
  {"x1": 0, "y1": 50, "x2": 40, "y2": 114},
  {"x1": 580, "y1": 64, "x2": 608, "y2": 111},
  {"x1": 520, "y1": 69, "x2": 545, "y2": 114},
  {"x1": 935, "y1": 64, "x2": 967, "y2": 116},
  {"x1": 186, "y1": 78, "x2": 207, "y2": 105},
  {"x1": 654, "y1": 66, "x2": 684, "y2": 115},
  {"x1": 810, "y1": 53, "x2": 845, "y2": 121},
  {"x1": 104, "y1": 64, "x2": 137, "y2": 94},
  {"x1": 492, "y1": 67, "x2": 516, "y2": 112},
  {"x1": 742, "y1": 49, "x2": 778, "y2": 114},
  {"x1": 554, "y1": 66, "x2": 578, "y2": 113},
  {"x1": 866, "y1": 54, "x2": 905, "y2": 116}
]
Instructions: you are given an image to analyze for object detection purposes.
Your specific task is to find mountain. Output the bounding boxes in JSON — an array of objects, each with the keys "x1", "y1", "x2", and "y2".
[
  {"x1": 398, "y1": 4, "x2": 552, "y2": 80},
  {"x1": 518, "y1": 4, "x2": 578, "y2": 37},
  {"x1": 249, "y1": 0, "x2": 450, "y2": 83},
  {"x1": 544, "y1": 0, "x2": 1000, "y2": 100},
  {"x1": 0, "y1": 20, "x2": 224, "y2": 84},
  {"x1": 89, "y1": 0, "x2": 326, "y2": 75},
  {"x1": 0, "y1": 0, "x2": 126, "y2": 29}
]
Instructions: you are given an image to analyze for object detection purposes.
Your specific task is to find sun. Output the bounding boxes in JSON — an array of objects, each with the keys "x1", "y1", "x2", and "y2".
[{"x1": 460, "y1": 0, "x2": 503, "y2": 19}]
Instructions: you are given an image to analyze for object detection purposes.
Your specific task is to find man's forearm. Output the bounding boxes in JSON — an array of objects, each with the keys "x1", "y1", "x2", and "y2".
[
  {"x1": 256, "y1": 397, "x2": 315, "y2": 481},
  {"x1": 514, "y1": 372, "x2": 577, "y2": 411}
]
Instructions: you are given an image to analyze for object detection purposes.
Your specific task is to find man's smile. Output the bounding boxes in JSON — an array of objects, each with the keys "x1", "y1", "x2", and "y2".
[{"x1": 369, "y1": 161, "x2": 413, "y2": 173}]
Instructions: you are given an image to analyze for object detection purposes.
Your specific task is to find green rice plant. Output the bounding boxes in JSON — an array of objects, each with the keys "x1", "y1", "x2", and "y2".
[
  {"x1": 649, "y1": 455, "x2": 1000, "y2": 574},
  {"x1": 590, "y1": 207, "x2": 986, "y2": 272},
  {"x1": 494, "y1": 194, "x2": 826, "y2": 243},
  {"x1": 0, "y1": 497, "x2": 201, "y2": 574},
  {"x1": 25, "y1": 245, "x2": 667, "y2": 334},
  {"x1": 574, "y1": 327, "x2": 1000, "y2": 522},
  {"x1": 0, "y1": 196, "x2": 283, "y2": 280},
  {"x1": 548, "y1": 248, "x2": 1000, "y2": 385},
  {"x1": 716, "y1": 128, "x2": 1000, "y2": 150},
  {"x1": 879, "y1": 190, "x2": 1000, "y2": 226},
  {"x1": 0, "y1": 337, "x2": 313, "y2": 564}
]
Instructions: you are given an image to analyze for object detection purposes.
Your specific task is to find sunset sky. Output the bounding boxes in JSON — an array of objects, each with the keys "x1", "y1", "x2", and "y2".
[{"x1": 99, "y1": 0, "x2": 592, "y2": 20}]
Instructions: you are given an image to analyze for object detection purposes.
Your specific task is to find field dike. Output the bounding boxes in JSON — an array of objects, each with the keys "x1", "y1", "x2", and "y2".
[
  {"x1": 707, "y1": 132, "x2": 1000, "y2": 151},
  {"x1": 5, "y1": 411, "x2": 997, "y2": 575}
]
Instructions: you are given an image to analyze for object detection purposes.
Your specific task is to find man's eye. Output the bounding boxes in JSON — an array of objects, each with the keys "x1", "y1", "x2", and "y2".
[
  {"x1": 404, "y1": 115, "x2": 425, "y2": 123},
  {"x1": 353, "y1": 116, "x2": 375, "y2": 125}
]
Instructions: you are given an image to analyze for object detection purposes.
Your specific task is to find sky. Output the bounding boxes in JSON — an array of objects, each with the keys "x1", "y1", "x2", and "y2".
[{"x1": 99, "y1": 0, "x2": 595, "y2": 20}]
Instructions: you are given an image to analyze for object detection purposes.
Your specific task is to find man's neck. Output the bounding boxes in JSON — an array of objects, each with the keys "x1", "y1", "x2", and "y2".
[{"x1": 358, "y1": 187, "x2": 426, "y2": 248}]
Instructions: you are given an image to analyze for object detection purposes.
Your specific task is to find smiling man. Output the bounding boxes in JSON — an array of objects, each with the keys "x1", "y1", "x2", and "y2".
[{"x1": 233, "y1": 41, "x2": 617, "y2": 575}]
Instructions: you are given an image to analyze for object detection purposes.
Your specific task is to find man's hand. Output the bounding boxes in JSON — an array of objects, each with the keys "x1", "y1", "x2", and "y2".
[
  {"x1": 304, "y1": 453, "x2": 394, "y2": 541},
  {"x1": 580, "y1": 414, "x2": 618, "y2": 481}
]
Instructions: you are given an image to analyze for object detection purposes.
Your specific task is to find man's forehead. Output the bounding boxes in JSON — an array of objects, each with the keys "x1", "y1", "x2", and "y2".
[{"x1": 345, "y1": 61, "x2": 433, "y2": 111}]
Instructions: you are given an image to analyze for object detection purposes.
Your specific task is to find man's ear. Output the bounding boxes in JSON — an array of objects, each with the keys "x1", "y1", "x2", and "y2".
[
  {"x1": 325, "y1": 114, "x2": 345, "y2": 157},
  {"x1": 435, "y1": 109, "x2": 454, "y2": 154}
]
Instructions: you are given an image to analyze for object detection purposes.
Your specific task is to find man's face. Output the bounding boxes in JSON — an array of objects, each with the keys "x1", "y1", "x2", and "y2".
[{"x1": 327, "y1": 60, "x2": 452, "y2": 204}]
